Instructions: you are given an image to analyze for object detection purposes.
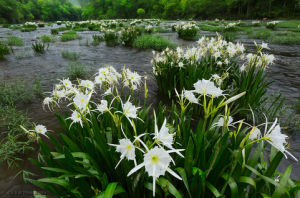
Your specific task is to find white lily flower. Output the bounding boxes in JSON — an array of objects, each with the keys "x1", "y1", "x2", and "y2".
[
  {"x1": 109, "y1": 138, "x2": 136, "y2": 168},
  {"x1": 67, "y1": 110, "x2": 83, "y2": 128},
  {"x1": 34, "y1": 124, "x2": 47, "y2": 135},
  {"x1": 80, "y1": 80, "x2": 94, "y2": 90},
  {"x1": 122, "y1": 98, "x2": 140, "y2": 119},
  {"x1": 183, "y1": 90, "x2": 198, "y2": 104},
  {"x1": 73, "y1": 92, "x2": 90, "y2": 112},
  {"x1": 95, "y1": 100, "x2": 108, "y2": 114},
  {"x1": 193, "y1": 79, "x2": 223, "y2": 98},
  {"x1": 127, "y1": 147, "x2": 182, "y2": 197}
]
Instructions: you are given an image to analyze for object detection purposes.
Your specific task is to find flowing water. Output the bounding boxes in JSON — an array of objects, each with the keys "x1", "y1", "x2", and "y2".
[{"x1": 0, "y1": 22, "x2": 299, "y2": 197}]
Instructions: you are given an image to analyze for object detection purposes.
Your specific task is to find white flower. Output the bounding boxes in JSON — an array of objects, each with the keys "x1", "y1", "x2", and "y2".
[
  {"x1": 193, "y1": 79, "x2": 223, "y2": 98},
  {"x1": 122, "y1": 98, "x2": 140, "y2": 120},
  {"x1": 61, "y1": 79, "x2": 72, "y2": 89},
  {"x1": 261, "y1": 42, "x2": 270, "y2": 50},
  {"x1": 80, "y1": 80, "x2": 94, "y2": 90},
  {"x1": 263, "y1": 119, "x2": 297, "y2": 161},
  {"x1": 67, "y1": 110, "x2": 83, "y2": 128},
  {"x1": 183, "y1": 90, "x2": 198, "y2": 103},
  {"x1": 249, "y1": 127, "x2": 261, "y2": 140},
  {"x1": 73, "y1": 92, "x2": 90, "y2": 112},
  {"x1": 217, "y1": 61, "x2": 222, "y2": 66},
  {"x1": 43, "y1": 97, "x2": 54, "y2": 111},
  {"x1": 127, "y1": 147, "x2": 182, "y2": 197},
  {"x1": 153, "y1": 112, "x2": 174, "y2": 149},
  {"x1": 95, "y1": 74, "x2": 105, "y2": 85},
  {"x1": 34, "y1": 125, "x2": 47, "y2": 135},
  {"x1": 124, "y1": 69, "x2": 142, "y2": 89},
  {"x1": 178, "y1": 62, "x2": 184, "y2": 68},
  {"x1": 213, "y1": 116, "x2": 233, "y2": 127},
  {"x1": 109, "y1": 138, "x2": 136, "y2": 168},
  {"x1": 96, "y1": 100, "x2": 108, "y2": 114},
  {"x1": 103, "y1": 88, "x2": 112, "y2": 96}
]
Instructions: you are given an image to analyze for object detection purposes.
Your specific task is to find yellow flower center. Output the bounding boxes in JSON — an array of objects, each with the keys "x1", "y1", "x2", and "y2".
[
  {"x1": 126, "y1": 144, "x2": 132, "y2": 150},
  {"x1": 151, "y1": 155, "x2": 159, "y2": 164},
  {"x1": 80, "y1": 98, "x2": 85, "y2": 103}
]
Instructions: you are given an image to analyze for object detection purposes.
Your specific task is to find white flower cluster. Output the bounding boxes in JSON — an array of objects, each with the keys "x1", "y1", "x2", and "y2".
[
  {"x1": 152, "y1": 34, "x2": 245, "y2": 74},
  {"x1": 174, "y1": 21, "x2": 199, "y2": 32},
  {"x1": 267, "y1": 21, "x2": 279, "y2": 25},
  {"x1": 42, "y1": 66, "x2": 143, "y2": 127},
  {"x1": 145, "y1": 25, "x2": 153, "y2": 33},
  {"x1": 24, "y1": 22, "x2": 36, "y2": 26},
  {"x1": 224, "y1": 22, "x2": 239, "y2": 30}
]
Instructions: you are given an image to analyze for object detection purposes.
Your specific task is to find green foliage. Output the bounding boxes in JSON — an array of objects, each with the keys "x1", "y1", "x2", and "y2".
[
  {"x1": 92, "y1": 34, "x2": 104, "y2": 45},
  {"x1": 51, "y1": 28, "x2": 59, "y2": 35},
  {"x1": 40, "y1": 35, "x2": 56, "y2": 43},
  {"x1": 269, "y1": 32, "x2": 300, "y2": 44},
  {"x1": 199, "y1": 24, "x2": 224, "y2": 32},
  {"x1": 7, "y1": 36, "x2": 24, "y2": 46},
  {"x1": 133, "y1": 35, "x2": 176, "y2": 51},
  {"x1": 0, "y1": 80, "x2": 35, "y2": 167},
  {"x1": 137, "y1": 8, "x2": 145, "y2": 17},
  {"x1": 66, "y1": 62, "x2": 89, "y2": 80},
  {"x1": 60, "y1": 31, "x2": 81, "y2": 42},
  {"x1": 0, "y1": 42, "x2": 10, "y2": 59},
  {"x1": 32, "y1": 42, "x2": 46, "y2": 54},
  {"x1": 120, "y1": 28, "x2": 138, "y2": 47},
  {"x1": 246, "y1": 28, "x2": 272, "y2": 40},
  {"x1": 61, "y1": 50, "x2": 80, "y2": 61},
  {"x1": 104, "y1": 31, "x2": 119, "y2": 46}
]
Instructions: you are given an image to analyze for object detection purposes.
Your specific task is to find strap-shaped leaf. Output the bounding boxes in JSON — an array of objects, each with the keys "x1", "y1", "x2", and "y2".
[
  {"x1": 157, "y1": 177, "x2": 182, "y2": 198},
  {"x1": 238, "y1": 176, "x2": 256, "y2": 189},
  {"x1": 206, "y1": 182, "x2": 222, "y2": 197},
  {"x1": 175, "y1": 167, "x2": 192, "y2": 198}
]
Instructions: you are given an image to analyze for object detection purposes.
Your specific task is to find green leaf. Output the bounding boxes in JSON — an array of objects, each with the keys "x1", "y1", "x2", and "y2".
[
  {"x1": 175, "y1": 167, "x2": 192, "y2": 198},
  {"x1": 38, "y1": 177, "x2": 70, "y2": 189},
  {"x1": 272, "y1": 165, "x2": 292, "y2": 198},
  {"x1": 157, "y1": 177, "x2": 182, "y2": 198},
  {"x1": 94, "y1": 182, "x2": 125, "y2": 198},
  {"x1": 238, "y1": 176, "x2": 256, "y2": 189},
  {"x1": 206, "y1": 182, "x2": 222, "y2": 197}
]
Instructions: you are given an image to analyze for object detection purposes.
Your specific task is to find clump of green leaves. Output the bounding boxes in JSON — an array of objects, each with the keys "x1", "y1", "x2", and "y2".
[
  {"x1": 61, "y1": 50, "x2": 80, "y2": 61},
  {"x1": 104, "y1": 30, "x2": 119, "y2": 46},
  {"x1": 133, "y1": 34, "x2": 176, "y2": 51},
  {"x1": 60, "y1": 31, "x2": 82, "y2": 42},
  {"x1": 0, "y1": 42, "x2": 10, "y2": 59},
  {"x1": 92, "y1": 34, "x2": 104, "y2": 45},
  {"x1": 32, "y1": 42, "x2": 47, "y2": 54},
  {"x1": 7, "y1": 36, "x2": 24, "y2": 46},
  {"x1": 40, "y1": 35, "x2": 56, "y2": 43},
  {"x1": 66, "y1": 62, "x2": 89, "y2": 79}
]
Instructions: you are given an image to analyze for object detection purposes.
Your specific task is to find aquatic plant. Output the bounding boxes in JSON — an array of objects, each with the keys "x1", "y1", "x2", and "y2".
[
  {"x1": 133, "y1": 35, "x2": 176, "y2": 51},
  {"x1": 23, "y1": 66, "x2": 298, "y2": 197},
  {"x1": 266, "y1": 21, "x2": 279, "y2": 30},
  {"x1": 61, "y1": 50, "x2": 80, "y2": 61},
  {"x1": 60, "y1": 31, "x2": 82, "y2": 42},
  {"x1": 32, "y1": 42, "x2": 47, "y2": 54},
  {"x1": 40, "y1": 35, "x2": 56, "y2": 43},
  {"x1": 175, "y1": 22, "x2": 199, "y2": 40},
  {"x1": 104, "y1": 29, "x2": 119, "y2": 46},
  {"x1": 92, "y1": 34, "x2": 104, "y2": 45},
  {"x1": 7, "y1": 36, "x2": 24, "y2": 46},
  {"x1": 66, "y1": 62, "x2": 89, "y2": 80},
  {"x1": 0, "y1": 42, "x2": 10, "y2": 59},
  {"x1": 120, "y1": 27, "x2": 138, "y2": 47}
]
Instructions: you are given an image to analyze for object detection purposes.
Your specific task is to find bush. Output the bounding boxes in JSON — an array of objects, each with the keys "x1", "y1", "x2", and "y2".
[
  {"x1": 2, "y1": 24, "x2": 11, "y2": 28},
  {"x1": 269, "y1": 32, "x2": 300, "y2": 44},
  {"x1": 133, "y1": 35, "x2": 176, "y2": 51},
  {"x1": 51, "y1": 28, "x2": 59, "y2": 35},
  {"x1": 0, "y1": 42, "x2": 10, "y2": 59},
  {"x1": 61, "y1": 50, "x2": 80, "y2": 61},
  {"x1": 137, "y1": 8, "x2": 145, "y2": 17},
  {"x1": 7, "y1": 36, "x2": 24, "y2": 46},
  {"x1": 104, "y1": 30, "x2": 119, "y2": 46},
  {"x1": 60, "y1": 31, "x2": 82, "y2": 42},
  {"x1": 246, "y1": 28, "x2": 272, "y2": 40}
]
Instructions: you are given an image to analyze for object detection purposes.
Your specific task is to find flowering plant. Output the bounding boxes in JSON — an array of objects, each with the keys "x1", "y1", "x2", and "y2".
[{"x1": 174, "y1": 22, "x2": 199, "y2": 40}]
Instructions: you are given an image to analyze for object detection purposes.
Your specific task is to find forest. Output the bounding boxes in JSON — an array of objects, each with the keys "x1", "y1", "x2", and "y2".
[{"x1": 1, "y1": 0, "x2": 300, "y2": 24}]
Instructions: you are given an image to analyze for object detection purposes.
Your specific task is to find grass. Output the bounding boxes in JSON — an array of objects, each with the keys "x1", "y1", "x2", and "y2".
[
  {"x1": 40, "y1": 35, "x2": 56, "y2": 43},
  {"x1": 7, "y1": 36, "x2": 24, "y2": 46},
  {"x1": 61, "y1": 50, "x2": 81, "y2": 61},
  {"x1": 245, "y1": 28, "x2": 272, "y2": 40},
  {"x1": 60, "y1": 31, "x2": 82, "y2": 42},
  {"x1": 66, "y1": 62, "x2": 89, "y2": 79},
  {"x1": 269, "y1": 32, "x2": 300, "y2": 44},
  {"x1": 198, "y1": 24, "x2": 224, "y2": 32},
  {"x1": 0, "y1": 80, "x2": 35, "y2": 167},
  {"x1": 133, "y1": 35, "x2": 176, "y2": 51},
  {"x1": 154, "y1": 27, "x2": 172, "y2": 33},
  {"x1": 222, "y1": 31, "x2": 238, "y2": 42},
  {"x1": 0, "y1": 42, "x2": 10, "y2": 59},
  {"x1": 92, "y1": 35, "x2": 104, "y2": 45}
]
